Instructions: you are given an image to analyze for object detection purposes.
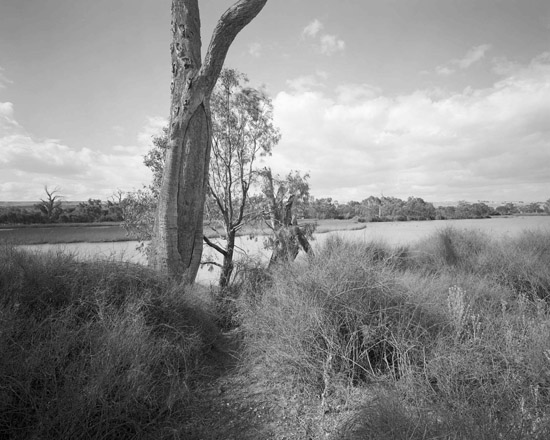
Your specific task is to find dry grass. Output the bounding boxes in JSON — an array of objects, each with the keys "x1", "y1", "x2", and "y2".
[
  {"x1": 3, "y1": 227, "x2": 550, "y2": 439},
  {"x1": 236, "y1": 229, "x2": 550, "y2": 439},
  {"x1": 0, "y1": 245, "x2": 218, "y2": 439}
]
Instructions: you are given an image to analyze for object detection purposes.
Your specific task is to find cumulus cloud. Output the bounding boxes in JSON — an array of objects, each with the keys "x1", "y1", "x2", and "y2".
[
  {"x1": 302, "y1": 19, "x2": 345, "y2": 56},
  {"x1": 0, "y1": 102, "x2": 158, "y2": 201},
  {"x1": 436, "y1": 44, "x2": 492, "y2": 75},
  {"x1": 271, "y1": 53, "x2": 550, "y2": 202}
]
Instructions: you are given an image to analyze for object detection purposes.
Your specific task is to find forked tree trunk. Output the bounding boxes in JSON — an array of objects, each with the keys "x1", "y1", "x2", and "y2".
[{"x1": 150, "y1": 0, "x2": 268, "y2": 283}]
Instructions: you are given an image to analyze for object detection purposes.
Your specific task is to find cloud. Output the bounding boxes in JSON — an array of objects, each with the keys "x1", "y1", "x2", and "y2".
[
  {"x1": 434, "y1": 66, "x2": 455, "y2": 76},
  {"x1": 0, "y1": 102, "x2": 21, "y2": 130},
  {"x1": 302, "y1": 19, "x2": 345, "y2": 56},
  {"x1": 286, "y1": 74, "x2": 326, "y2": 93},
  {"x1": 319, "y1": 34, "x2": 346, "y2": 55},
  {"x1": 248, "y1": 42, "x2": 262, "y2": 57},
  {"x1": 271, "y1": 53, "x2": 550, "y2": 202},
  {"x1": 335, "y1": 83, "x2": 382, "y2": 104},
  {"x1": 0, "y1": 101, "x2": 158, "y2": 201},
  {"x1": 302, "y1": 19, "x2": 323, "y2": 38},
  {"x1": 457, "y1": 44, "x2": 492, "y2": 68},
  {"x1": 436, "y1": 44, "x2": 492, "y2": 75},
  {"x1": 136, "y1": 116, "x2": 167, "y2": 147},
  {"x1": 491, "y1": 56, "x2": 520, "y2": 76}
]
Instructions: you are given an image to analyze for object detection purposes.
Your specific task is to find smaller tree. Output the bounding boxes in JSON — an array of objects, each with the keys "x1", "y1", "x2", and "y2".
[
  {"x1": 35, "y1": 186, "x2": 63, "y2": 222},
  {"x1": 261, "y1": 168, "x2": 315, "y2": 268},
  {"x1": 205, "y1": 69, "x2": 280, "y2": 288}
]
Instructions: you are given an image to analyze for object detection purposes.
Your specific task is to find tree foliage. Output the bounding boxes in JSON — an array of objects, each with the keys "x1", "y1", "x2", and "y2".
[{"x1": 207, "y1": 68, "x2": 280, "y2": 287}]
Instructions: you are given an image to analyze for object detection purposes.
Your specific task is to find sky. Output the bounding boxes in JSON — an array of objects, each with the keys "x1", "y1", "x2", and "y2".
[{"x1": 1, "y1": 0, "x2": 549, "y2": 203}]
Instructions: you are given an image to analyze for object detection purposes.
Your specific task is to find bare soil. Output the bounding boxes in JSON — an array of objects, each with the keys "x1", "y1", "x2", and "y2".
[{"x1": 179, "y1": 331, "x2": 349, "y2": 440}]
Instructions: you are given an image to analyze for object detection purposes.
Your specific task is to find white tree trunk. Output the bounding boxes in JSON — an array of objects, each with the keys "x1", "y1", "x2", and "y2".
[{"x1": 150, "y1": 0, "x2": 268, "y2": 283}]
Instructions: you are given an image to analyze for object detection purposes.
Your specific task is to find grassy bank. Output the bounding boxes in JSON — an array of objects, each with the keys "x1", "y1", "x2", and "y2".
[
  {"x1": 236, "y1": 227, "x2": 550, "y2": 438},
  {"x1": 1, "y1": 228, "x2": 550, "y2": 439},
  {"x1": 0, "y1": 247, "x2": 218, "y2": 439}
]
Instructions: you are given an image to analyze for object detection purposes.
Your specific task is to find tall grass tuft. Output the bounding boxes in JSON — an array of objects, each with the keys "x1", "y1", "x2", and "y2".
[
  {"x1": 410, "y1": 226, "x2": 492, "y2": 274},
  {"x1": 0, "y1": 245, "x2": 217, "y2": 440},
  {"x1": 239, "y1": 236, "x2": 445, "y2": 397}
]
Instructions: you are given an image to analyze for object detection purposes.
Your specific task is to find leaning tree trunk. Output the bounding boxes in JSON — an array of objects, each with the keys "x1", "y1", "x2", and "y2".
[{"x1": 150, "y1": 0, "x2": 268, "y2": 283}]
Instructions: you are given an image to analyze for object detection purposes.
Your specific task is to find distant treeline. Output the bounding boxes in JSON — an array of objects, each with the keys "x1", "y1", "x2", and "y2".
[
  {"x1": 299, "y1": 196, "x2": 549, "y2": 222},
  {"x1": 1, "y1": 194, "x2": 548, "y2": 225},
  {"x1": 0, "y1": 199, "x2": 124, "y2": 225}
]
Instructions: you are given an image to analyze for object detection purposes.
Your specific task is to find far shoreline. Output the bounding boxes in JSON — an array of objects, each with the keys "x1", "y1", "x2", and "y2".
[{"x1": 1, "y1": 214, "x2": 548, "y2": 245}]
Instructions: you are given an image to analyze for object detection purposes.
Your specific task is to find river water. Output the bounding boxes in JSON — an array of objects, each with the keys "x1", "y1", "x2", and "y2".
[{"x1": 18, "y1": 216, "x2": 550, "y2": 284}]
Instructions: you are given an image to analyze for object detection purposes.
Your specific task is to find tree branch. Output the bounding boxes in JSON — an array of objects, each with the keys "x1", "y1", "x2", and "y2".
[
  {"x1": 201, "y1": 0, "x2": 268, "y2": 94},
  {"x1": 201, "y1": 261, "x2": 223, "y2": 268},
  {"x1": 203, "y1": 235, "x2": 228, "y2": 256}
]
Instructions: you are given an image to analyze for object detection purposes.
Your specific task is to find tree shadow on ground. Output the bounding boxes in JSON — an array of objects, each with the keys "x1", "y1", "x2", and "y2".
[{"x1": 178, "y1": 331, "x2": 322, "y2": 440}]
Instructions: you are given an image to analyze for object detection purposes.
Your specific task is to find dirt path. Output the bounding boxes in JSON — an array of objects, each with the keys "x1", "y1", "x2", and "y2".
[{"x1": 179, "y1": 330, "x2": 342, "y2": 440}]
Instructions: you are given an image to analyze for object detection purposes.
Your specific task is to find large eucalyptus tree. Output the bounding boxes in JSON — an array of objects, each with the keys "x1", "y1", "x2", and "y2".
[{"x1": 150, "y1": 0, "x2": 268, "y2": 283}]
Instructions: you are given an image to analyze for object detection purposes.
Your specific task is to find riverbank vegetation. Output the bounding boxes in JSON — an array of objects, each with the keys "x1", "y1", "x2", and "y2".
[
  {"x1": 1, "y1": 228, "x2": 550, "y2": 438},
  {"x1": 2, "y1": 195, "x2": 548, "y2": 226},
  {"x1": 0, "y1": 198, "x2": 124, "y2": 225}
]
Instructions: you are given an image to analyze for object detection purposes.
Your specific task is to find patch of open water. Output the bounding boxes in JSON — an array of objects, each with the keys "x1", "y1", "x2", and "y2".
[{"x1": 19, "y1": 216, "x2": 550, "y2": 284}]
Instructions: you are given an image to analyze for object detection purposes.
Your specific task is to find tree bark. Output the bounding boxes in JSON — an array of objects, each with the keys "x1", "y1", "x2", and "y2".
[
  {"x1": 150, "y1": 0, "x2": 268, "y2": 283},
  {"x1": 219, "y1": 229, "x2": 236, "y2": 289}
]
